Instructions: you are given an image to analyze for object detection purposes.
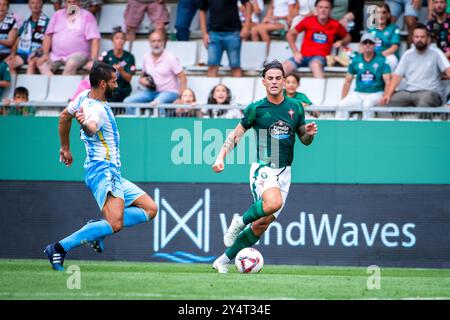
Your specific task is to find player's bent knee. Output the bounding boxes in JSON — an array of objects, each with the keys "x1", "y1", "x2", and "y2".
[
  {"x1": 145, "y1": 203, "x2": 158, "y2": 220},
  {"x1": 264, "y1": 198, "x2": 283, "y2": 214},
  {"x1": 109, "y1": 219, "x2": 123, "y2": 233}
]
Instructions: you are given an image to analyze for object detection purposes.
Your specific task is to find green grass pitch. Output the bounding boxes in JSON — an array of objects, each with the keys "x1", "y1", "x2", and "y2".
[{"x1": 0, "y1": 259, "x2": 449, "y2": 300}]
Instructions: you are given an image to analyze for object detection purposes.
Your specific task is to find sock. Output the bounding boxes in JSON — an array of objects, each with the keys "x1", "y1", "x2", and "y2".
[
  {"x1": 225, "y1": 227, "x2": 260, "y2": 260},
  {"x1": 217, "y1": 253, "x2": 230, "y2": 263},
  {"x1": 59, "y1": 220, "x2": 114, "y2": 253},
  {"x1": 123, "y1": 206, "x2": 150, "y2": 228},
  {"x1": 242, "y1": 199, "x2": 266, "y2": 225}
]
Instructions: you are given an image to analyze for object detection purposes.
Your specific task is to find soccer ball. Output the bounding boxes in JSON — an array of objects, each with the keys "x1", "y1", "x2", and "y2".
[{"x1": 235, "y1": 248, "x2": 264, "y2": 274}]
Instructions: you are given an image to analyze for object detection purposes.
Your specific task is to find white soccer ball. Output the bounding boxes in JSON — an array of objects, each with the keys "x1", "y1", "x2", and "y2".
[{"x1": 235, "y1": 248, "x2": 264, "y2": 274}]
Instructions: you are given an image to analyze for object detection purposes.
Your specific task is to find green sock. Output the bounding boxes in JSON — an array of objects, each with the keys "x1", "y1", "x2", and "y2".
[
  {"x1": 225, "y1": 227, "x2": 260, "y2": 260},
  {"x1": 242, "y1": 199, "x2": 266, "y2": 225}
]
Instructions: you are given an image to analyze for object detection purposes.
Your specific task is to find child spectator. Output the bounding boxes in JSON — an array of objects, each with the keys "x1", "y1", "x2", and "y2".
[
  {"x1": 99, "y1": 27, "x2": 136, "y2": 102},
  {"x1": 368, "y1": 3, "x2": 401, "y2": 71},
  {"x1": 206, "y1": 84, "x2": 241, "y2": 118},
  {"x1": 284, "y1": 73, "x2": 319, "y2": 117},
  {"x1": 6, "y1": 0, "x2": 50, "y2": 74},
  {"x1": 3, "y1": 86, "x2": 35, "y2": 116},
  {"x1": 173, "y1": 88, "x2": 201, "y2": 118}
]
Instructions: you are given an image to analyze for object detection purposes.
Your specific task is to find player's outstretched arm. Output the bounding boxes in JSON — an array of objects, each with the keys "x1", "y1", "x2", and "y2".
[
  {"x1": 59, "y1": 108, "x2": 74, "y2": 167},
  {"x1": 212, "y1": 123, "x2": 247, "y2": 173},
  {"x1": 297, "y1": 121, "x2": 318, "y2": 146}
]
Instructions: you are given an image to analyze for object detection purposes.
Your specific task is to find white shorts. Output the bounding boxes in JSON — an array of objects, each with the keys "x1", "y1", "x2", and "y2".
[{"x1": 249, "y1": 163, "x2": 291, "y2": 219}]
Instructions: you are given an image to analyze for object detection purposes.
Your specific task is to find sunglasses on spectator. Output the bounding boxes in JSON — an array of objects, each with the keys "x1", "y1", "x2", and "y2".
[{"x1": 362, "y1": 41, "x2": 375, "y2": 45}]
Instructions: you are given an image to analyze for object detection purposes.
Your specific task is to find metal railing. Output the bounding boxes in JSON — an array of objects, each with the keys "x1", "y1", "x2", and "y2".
[{"x1": 1, "y1": 102, "x2": 449, "y2": 121}]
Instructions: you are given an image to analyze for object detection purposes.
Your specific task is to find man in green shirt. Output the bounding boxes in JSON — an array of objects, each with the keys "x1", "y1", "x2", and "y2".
[
  {"x1": 0, "y1": 60, "x2": 11, "y2": 105},
  {"x1": 337, "y1": 33, "x2": 391, "y2": 119},
  {"x1": 211, "y1": 60, "x2": 318, "y2": 273}
]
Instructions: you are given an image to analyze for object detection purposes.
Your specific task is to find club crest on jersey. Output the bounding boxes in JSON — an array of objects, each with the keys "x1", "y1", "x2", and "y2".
[
  {"x1": 269, "y1": 120, "x2": 293, "y2": 140},
  {"x1": 288, "y1": 109, "x2": 295, "y2": 120}
]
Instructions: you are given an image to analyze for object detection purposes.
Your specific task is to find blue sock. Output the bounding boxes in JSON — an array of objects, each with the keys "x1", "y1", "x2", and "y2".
[
  {"x1": 59, "y1": 220, "x2": 113, "y2": 252},
  {"x1": 123, "y1": 206, "x2": 149, "y2": 228}
]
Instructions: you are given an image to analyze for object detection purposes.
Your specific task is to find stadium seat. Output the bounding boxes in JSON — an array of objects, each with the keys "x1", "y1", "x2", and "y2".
[
  {"x1": 298, "y1": 78, "x2": 325, "y2": 105},
  {"x1": 16, "y1": 75, "x2": 49, "y2": 102},
  {"x1": 240, "y1": 42, "x2": 267, "y2": 71},
  {"x1": 9, "y1": 4, "x2": 54, "y2": 21},
  {"x1": 267, "y1": 41, "x2": 292, "y2": 63},
  {"x1": 166, "y1": 41, "x2": 198, "y2": 68},
  {"x1": 100, "y1": 38, "x2": 113, "y2": 56},
  {"x1": 186, "y1": 76, "x2": 220, "y2": 104},
  {"x1": 321, "y1": 78, "x2": 345, "y2": 106},
  {"x1": 46, "y1": 75, "x2": 83, "y2": 103},
  {"x1": 221, "y1": 77, "x2": 255, "y2": 106},
  {"x1": 1, "y1": 74, "x2": 16, "y2": 100}
]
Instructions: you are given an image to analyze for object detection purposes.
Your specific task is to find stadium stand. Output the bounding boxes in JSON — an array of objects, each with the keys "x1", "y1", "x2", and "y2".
[
  {"x1": 16, "y1": 75, "x2": 49, "y2": 102},
  {"x1": 46, "y1": 75, "x2": 83, "y2": 102}
]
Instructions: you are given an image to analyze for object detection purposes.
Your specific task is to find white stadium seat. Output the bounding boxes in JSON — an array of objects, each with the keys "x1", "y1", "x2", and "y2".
[
  {"x1": 16, "y1": 75, "x2": 49, "y2": 102},
  {"x1": 2, "y1": 75, "x2": 16, "y2": 100},
  {"x1": 130, "y1": 40, "x2": 149, "y2": 70},
  {"x1": 299, "y1": 78, "x2": 325, "y2": 105},
  {"x1": 186, "y1": 76, "x2": 220, "y2": 104},
  {"x1": 267, "y1": 41, "x2": 292, "y2": 63},
  {"x1": 221, "y1": 77, "x2": 255, "y2": 106},
  {"x1": 46, "y1": 75, "x2": 83, "y2": 103},
  {"x1": 166, "y1": 41, "x2": 198, "y2": 68},
  {"x1": 241, "y1": 41, "x2": 267, "y2": 71},
  {"x1": 253, "y1": 77, "x2": 266, "y2": 101},
  {"x1": 321, "y1": 78, "x2": 345, "y2": 107}
]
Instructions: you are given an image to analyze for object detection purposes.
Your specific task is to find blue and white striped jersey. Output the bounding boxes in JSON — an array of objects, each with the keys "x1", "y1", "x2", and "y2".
[{"x1": 67, "y1": 90, "x2": 121, "y2": 169}]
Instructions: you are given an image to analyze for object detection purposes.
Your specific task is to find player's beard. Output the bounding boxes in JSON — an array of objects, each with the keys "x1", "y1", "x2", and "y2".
[{"x1": 105, "y1": 85, "x2": 115, "y2": 100}]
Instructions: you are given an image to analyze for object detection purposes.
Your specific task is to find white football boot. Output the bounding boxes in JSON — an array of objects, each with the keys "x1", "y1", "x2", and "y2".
[
  {"x1": 224, "y1": 216, "x2": 245, "y2": 247},
  {"x1": 212, "y1": 256, "x2": 229, "y2": 274}
]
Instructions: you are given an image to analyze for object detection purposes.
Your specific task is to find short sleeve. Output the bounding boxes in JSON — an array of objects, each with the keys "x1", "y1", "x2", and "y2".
[
  {"x1": 295, "y1": 17, "x2": 306, "y2": 33},
  {"x1": 240, "y1": 103, "x2": 256, "y2": 129},
  {"x1": 0, "y1": 62, "x2": 11, "y2": 82},
  {"x1": 67, "y1": 90, "x2": 86, "y2": 115},
  {"x1": 382, "y1": 58, "x2": 392, "y2": 74},
  {"x1": 84, "y1": 103, "x2": 105, "y2": 129},
  {"x1": 336, "y1": 22, "x2": 348, "y2": 39},
  {"x1": 170, "y1": 54, "x2": 183, "y2": 75},
  {"x1": 45, "y1": 11, "x2": 58, "y2": 35},
  {"x1": 348, "y1": 59, "x2": 356, "y2": 75},
  {"x1": 83, "y1": 11, "x2": 101, "y2": 40}
]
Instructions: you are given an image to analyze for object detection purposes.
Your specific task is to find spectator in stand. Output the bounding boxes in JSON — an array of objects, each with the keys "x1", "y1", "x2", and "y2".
[
  {"x1": 284, "y1": 72, "x2": 319, "y2": 117},
  {"x1": 331, "y1": 0, "x2": 355, "y2": 31},
  {"x1": 382, "y1": 24, "x2": 450, "y2": 107},
  {"x1": 238, "y1": 0, "x2": 264, "y2": 40},
  {"x1": 0, "y1": 0, "x2": 19, "y2": 61},
  {"x1": 290, "y1": 0, "x2": 315, "y2": 28},
  {"x1": 51, "y1": 0, "x2": 103, "y2": 16},
  {"x1": 337, "y1": 33, "x2": 391, "y2": 119},
  {"x1": 175, "y1": 0, "x2": 198, "y2": 41},
  {"x1": 427, "y1": 0, "x2": 450, "y2": 61},
  {"x1": 0, "y1": 59, "x2": 10, "y2": 108},
  {"x1": 125, "y1": 0, "x2": 169, "y2": 51},
  {"x1": 251, "y1": 0, "x2": 297, "y2": 49},
  {"x1": 5, "y1": 0, "x2": 49, "y2": 74},
  {"x1": 99, "y1": 27, "x2": 136, "y2": 102},
  {"x1": 173, "y1": 88, "x2": 201, "y2": 118},
  {"x1": 283, "y1": 0, "x2": 351, "y2": 78},
  {"x1": 205, "y1": 84, "x2": 241, "y2": 118},
  {"x1": 386, "y1": 0, "x2": 421, "y2": 45},
  {"x1": 2, "y1": 86, "x2": 35, "y2": 116},
  {"x1": 124, "y1": 30, "x2": 186, "y2": 116},
  {"x1": 36, "y1": 0, "x2": 100, "y2": 76},
  {"x1": 198, "y1": 0, "x2": 252, "y2": 77},
  {"x1": 368, "y1": 3, "x2": 401, "y2": 71}
]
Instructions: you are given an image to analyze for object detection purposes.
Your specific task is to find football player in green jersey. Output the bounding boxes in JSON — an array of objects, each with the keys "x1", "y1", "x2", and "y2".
[{"x1": 211, "y1": 60, "x2": 318, "y2": 273}]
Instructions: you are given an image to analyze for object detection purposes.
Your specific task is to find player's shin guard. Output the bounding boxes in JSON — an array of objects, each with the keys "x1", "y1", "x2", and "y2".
[
  {"x1": 59, "y1": 220, "x2": 114, "y2": 252},
  {"x1": 224, "y1": 227, "x2": 260, "y2": 260},
  {"x1": 242, "y1": 199, "x2": 266, "y2": 225},
  {"x1": 123, "y1": 206, "x2": 150, "y2": 228}
]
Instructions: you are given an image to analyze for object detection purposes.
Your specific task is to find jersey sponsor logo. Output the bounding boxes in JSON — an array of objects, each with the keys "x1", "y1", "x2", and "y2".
[
  {"x1": 269, "y1": 120, "x2": 293, "y2": 140},
  {"x1": 312, "y1": 32, "x2": 328, "y2": 44},
  {"x1": 361, "y1": 71, "x2": 375, "y2": 84}
]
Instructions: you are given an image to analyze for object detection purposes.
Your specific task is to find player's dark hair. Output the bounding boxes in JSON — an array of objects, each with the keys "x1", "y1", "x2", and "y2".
[
  {"x1": 286, "y1": 73, "x2": 300, "y2": 83},
  {"x1": 414, "y1": 23, "x2": 429, "y2": 36},
  {"x1": 89, "y1": 61, "x2": 116, "y2": 88},
  {"x1": 261, "y1": 60, "x2": 285, "y2": 78},
  {"x1": 13, "y1": 86, "x2": 28, "y2": 98},
  {"x1": 315, "y1": 0, "x2": 333, "y2": 7}
]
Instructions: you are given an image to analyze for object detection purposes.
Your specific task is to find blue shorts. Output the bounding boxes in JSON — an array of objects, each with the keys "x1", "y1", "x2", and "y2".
[
  {"x1": 85, "y1": 161, "x2": 146, "y2": 210},
  {"x1": 208, "y1": 31, "x2": 241, "y2": 68},
  {"x1": 386, "y1": 0, "x2": 420, "y2": 18},
  {"x1": 287, "y1": 55, "x2": 326, "y2": 69}
]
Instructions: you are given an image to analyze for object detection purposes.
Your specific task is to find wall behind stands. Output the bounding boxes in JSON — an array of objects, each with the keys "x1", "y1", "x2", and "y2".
[{"x1": 1, "y1": 117, "x2": 450, "y2": 184}]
